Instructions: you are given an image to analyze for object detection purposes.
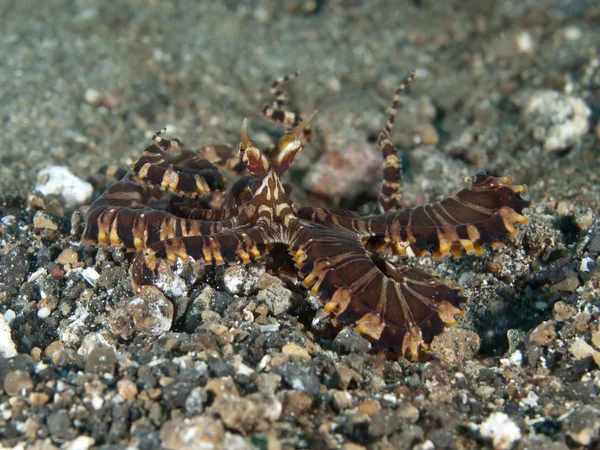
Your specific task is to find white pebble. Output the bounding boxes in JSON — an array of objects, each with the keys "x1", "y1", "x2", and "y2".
[
  {"x1": 155, "y1": 270, "x2": 187, "y2": 298},
  {"x1": 479, "y1": 412, "x2": 521, "y2": 450},
  {"x1": 519, "y1": 390, "x2": 539, "y2": 408},
  {"x1": 1, "y1": 215, "x2": 16, "y2": 226},
  {"x1": 78, "y1": 332, "x2": 114, "y2": 357},
  {"x1": 260, "y1": 323, "x2": 280, "y2": 333},
  {"x1": 501, "y1": 349, "x2": 523, "y2": 367},
  {"x1": 414, "y1": 441, "x2": 435, "y2": 450},
  {"x1": 4, "y1": 309, "x2": 16, "y2": 326},
  {"x1": 224, "y1": 273, "x2": 243, "y2": 295},
  {"x1": 382, "y1": 393, "x2": 398, "y2": 405},
  {"x1": 80, "y1": 267, "x2": 100, "y2": 286},
  {"x1": 256, "y1": 355, "x2": 271, "y2": 372},
  {"x1": 63, "y1": 436, "x2": 96, "y2": 450},
  {"x1": 509, "y1": 350, "x2": 523, "y2": 366},
  {"x1": 235, "y1": 362, "x2": 255, "y2": 377},
  {"x1": 36, "y1": 166, "x2": 94, "y2": 208},
  {"x1": 84, "y1": 88, "x2": 103, "y2": 105},
  {"x1": 515, "y1": 31, "x2": 535, "y2": 53},
  {"x1": 91, "y1": 393, "x2": 104, "y2": 410},
  {"x1": 563, "y1": 26, "x2": 582, "y2": 41},
  {"x1": 580, "y1": 257, "x2": 594, "y2": 272},
  {"x1": 28, "y1": 267, "x2": 46, "y2": 283},
  {"x1": 523, "y1": 90, "x2": 591, "y2": 152},
  {"x1": 37, "y1": 307, "x2": 51, "y2": 319},
  {"x1": 0, "y1": 314, "x2": 18, "y2": 358}
]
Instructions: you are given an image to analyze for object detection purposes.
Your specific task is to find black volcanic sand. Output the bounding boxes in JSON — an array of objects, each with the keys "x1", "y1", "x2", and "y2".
[{"x1": 1, "y1": 1, "x2": 599, "y2": 449}]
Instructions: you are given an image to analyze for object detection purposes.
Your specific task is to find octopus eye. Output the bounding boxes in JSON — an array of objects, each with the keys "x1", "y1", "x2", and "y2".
[
  {"x1": 277, "y1": 134, "x2": 301, "y2": 157},
  {"x1": 239, "y1": 119, "x2": 261, "y2": 154},
  {"x1": 239, "y1": 118, "x2": 251, "y2": 153},
  {"x1": 271, "y1": 110, "x2": 318, "y2": 174},
  {"x1": 291, "y1": 109, "x2": 318, "y2": 138},
  {"x1": 239, "y1": 118, "x2": 270, "y2": 176}
]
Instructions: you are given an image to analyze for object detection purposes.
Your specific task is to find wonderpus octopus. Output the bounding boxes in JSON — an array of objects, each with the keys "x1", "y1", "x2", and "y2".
[{"x1": 83, "y1": 72, "x2": 531, "y2": 358}]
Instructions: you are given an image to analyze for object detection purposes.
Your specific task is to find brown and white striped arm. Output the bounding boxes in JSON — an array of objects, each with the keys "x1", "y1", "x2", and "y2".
[
  {"x1": 297, "y1": 173, "x2": 530, "y2": 259},
  {"x1": 198, "y1": 143, "x2": 247, "y2": 176},
  {"x1": 261, "y1": 71, "x2": 314, "y2": 145},
  {"x1": 377, "y1": 70, "x2": 416, "y2": 213}
]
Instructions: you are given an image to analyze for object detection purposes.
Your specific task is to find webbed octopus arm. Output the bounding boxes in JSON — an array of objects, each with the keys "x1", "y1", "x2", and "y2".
[
  {"x1": 130, "y1": 223, "x2": 274, "y2": 291},
  {"x1": 297, "y1": 173, "x2": 531, "y2": 258},
  {"x1": 130, "y1": 129, "x2": 227, "y2": 198},
  {"x1": 82, "y1": 173, "x2": 239, "y2": 251},
  {"x1": 288, "y1": 223, "x2": 466, "y2": 358}
]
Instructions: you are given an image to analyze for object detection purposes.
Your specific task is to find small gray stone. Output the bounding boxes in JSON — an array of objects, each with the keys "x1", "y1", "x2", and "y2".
[
  {"x1": 311, "y1": 308, "x2": 333, "y2": 334},
  {"x1": 47, "y1": 409, "x2": 76, "y2": 442},
  {"x1": 389, "y1": 424, "x2": 425, "y2": 450},
  {"x1": 185, "y1": 387, "x2": 207, "y2": 416},
  {"x1": 3, "y1": 369, "x2": 34, "y2": 396},
  {"x1": 507, "y1": 329, "x2": 525, "y2": 354},
  {"x1": 276, "y1": 363, "x2": 321, "y2": 397},
  {"x1": 331, "y1": 328, "x2": 372, "y2": 354},
  {"x1": 209, "y1": 359, "x2": 235, "y2": 378},
  {"x1": 163, "y1": 380, "x2": 196, "y2": 410},
  {"x1": 427, "y1": 429, "x2": 455, "y2": 450},
  {"x1": 149, "y1": 402, "x2": 165, "y2": 427},
  {"x1": 85, "y1": 346, "x2": 117, "y2": 375},
  {"x1": 0, "y1": 246, "x2": 29, "y2": 289},
  {"x1": 172, "y1": 295, "x2": 191, "y2": 322},
  {"x1": 588, "y1": 235, "x2": 600, "y2": 257},
  {"x1": 211, "y1": 291, "x2": 234, "y2": 315},
  {"x1": 108, "y1": 404, "x2": 130, "y2": 443},
  {"x1": 563, "y1": 405, "x2": 600, "y2": 446},
  {"x1": 368, "y1": 409, "x2": 402, "y2": 438},
  {"x1": 52, "y1": 348, "x2": 84, "y2": 370},
  {"x1": 517, "y1": 435, "x2": 569, "y2": 450},
  {"x1": 184, "y1": 291, "x2": 208, "y2": 333},
  {"x1": 96, "y1": 266, "x2": 128, "y2": 290}
]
